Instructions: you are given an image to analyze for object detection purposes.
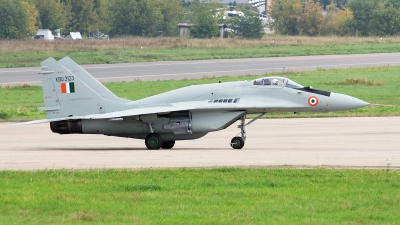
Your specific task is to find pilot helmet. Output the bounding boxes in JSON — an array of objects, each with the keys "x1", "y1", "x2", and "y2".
[{"x1": 272, "y1": 78, "x2": 279, "y2": 85}]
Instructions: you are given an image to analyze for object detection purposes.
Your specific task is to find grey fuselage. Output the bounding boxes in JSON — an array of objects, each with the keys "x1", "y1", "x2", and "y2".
[{"x1": 53, "y1": 78, "x2": 367, "y2": 141}]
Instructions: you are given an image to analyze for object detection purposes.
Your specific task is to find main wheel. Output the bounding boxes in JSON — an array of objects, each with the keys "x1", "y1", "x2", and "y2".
[
  {"x1": 231, "y1": 137, "x2": 245, "y2": 149},
  {"x1": 161, "y1": 141, "x2": 175, "y2": 149},
  {"x1": 145, "y1": 133, "x2": 162, "y2": 150}
]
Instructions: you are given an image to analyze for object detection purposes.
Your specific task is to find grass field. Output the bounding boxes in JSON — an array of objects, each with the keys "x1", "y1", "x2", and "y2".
[
  {"x1": 1, "y1": 65, "x2": 399, "y2": 121},
  {"x1": 1, "y1": 36, "x2": 400, "y2": 67},
  {"x1": 1, "y1": 168, "x2": 399, "y2": 224}
]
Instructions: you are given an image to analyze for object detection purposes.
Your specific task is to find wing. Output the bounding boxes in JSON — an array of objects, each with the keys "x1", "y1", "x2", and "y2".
[
  {"x1": 13, "y1": 104, "x2": 197, "y2": 126},
  {"x1": 14, "y1": 98, "x2": 306, "y2": 126}
]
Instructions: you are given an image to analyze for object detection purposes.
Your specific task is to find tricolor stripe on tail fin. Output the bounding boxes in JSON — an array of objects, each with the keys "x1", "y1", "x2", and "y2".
[{"x1": 60, "y1": 82, "x2": 75, "y2": 93}]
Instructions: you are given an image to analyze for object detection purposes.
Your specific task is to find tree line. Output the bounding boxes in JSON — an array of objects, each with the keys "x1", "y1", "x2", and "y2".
[
  {"x1": 269, "y1": 0, "x2": 400, "y2": 36},
  {"x1": 0, "y1": 0, "x2": 184, "y2": 39},
  {"x1": 0, "y1": 0, "x2": 265, "y2": 39},
  {"x1": 3, "y1": 0, "x2": 396, "y2": 40}
]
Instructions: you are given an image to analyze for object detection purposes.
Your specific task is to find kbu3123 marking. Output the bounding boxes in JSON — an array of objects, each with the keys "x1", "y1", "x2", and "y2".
[{"x1": 55, "y1": 76, "x2": 74, "y2": 82}]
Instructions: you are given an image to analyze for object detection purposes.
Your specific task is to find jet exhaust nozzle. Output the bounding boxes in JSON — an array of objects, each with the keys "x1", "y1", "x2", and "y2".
[{"x1": 50, "y1": 120, "x2": 83, "y2": 134}]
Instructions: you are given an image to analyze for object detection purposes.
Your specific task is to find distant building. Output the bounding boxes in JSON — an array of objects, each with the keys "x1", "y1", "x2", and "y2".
[
  {"x1": 220, "y1": 0, "x2": 249, "y2": 4},
  {"x1": 65, "y1": 32, "x2": 82, "y2": 40},
  {"x1": 35, "y1": 29, "x2": 54, "y2": 41},
  {"x1": 178, "y1": 23, "x2": 227, "y2": 39},
  {"x1": 54, "y1": 29, "x2": 62, "y2": 38},
  {"x1": 220, "y1": 0, "x2": 271, "y2": 14},
  {"x1": 178, "y1": 23, "x2": 193, "y2": 38}
]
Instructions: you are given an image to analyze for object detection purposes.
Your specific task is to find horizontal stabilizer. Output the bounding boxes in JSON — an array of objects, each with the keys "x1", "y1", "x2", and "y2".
[
  {"x1": 13, "y1": 116, "x2": 83, "y2": 126},
  {"x1": 38, "y1": 106, "x2": 61, "y2": 111}
]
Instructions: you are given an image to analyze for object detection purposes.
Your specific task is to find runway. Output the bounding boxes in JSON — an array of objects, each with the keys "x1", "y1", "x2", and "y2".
[
  {"x1": 1, "y1": 53, "x2": 400, "y2": 86},
  {"x1": 1, "y1": 117, "x2": 399, "y2": 170}
]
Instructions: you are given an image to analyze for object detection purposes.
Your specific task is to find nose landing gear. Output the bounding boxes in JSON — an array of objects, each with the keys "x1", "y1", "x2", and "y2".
[
  {"x1": 230, "y1": 113, "x2": 266, "y2": 149},
  {"x1": 231, "y1": 136, "x2": 245, "y2": 149}
]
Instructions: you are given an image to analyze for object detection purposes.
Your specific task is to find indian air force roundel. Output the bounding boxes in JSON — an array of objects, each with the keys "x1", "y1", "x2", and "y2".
[{"x1": 308, "y1": 96, "x2": 318, "y2": 106}]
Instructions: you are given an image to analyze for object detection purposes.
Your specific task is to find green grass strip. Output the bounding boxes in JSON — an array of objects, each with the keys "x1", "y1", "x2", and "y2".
[
  {"x1": 1, "y1": 43, "x2": 400, "y2": 68},
  {"x1": 0, "y1": 168, "x2": 399, "y2": 224},
  {"x1": 1, "y1": 66, "x2": 399, "y2": 121}
]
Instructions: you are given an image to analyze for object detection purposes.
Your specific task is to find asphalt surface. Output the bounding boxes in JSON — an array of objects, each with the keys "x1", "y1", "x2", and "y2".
[
  {"x1": 1, "y1": 53, "x2": 400, "y2": 86},
  {"x1": 2, "y1": 117, "x2": 399, "y2": 170}
]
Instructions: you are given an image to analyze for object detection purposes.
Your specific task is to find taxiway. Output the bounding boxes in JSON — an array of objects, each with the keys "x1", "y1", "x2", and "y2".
[{"x1": 1, "y1": 117, "x2": 399, "y2": 170}]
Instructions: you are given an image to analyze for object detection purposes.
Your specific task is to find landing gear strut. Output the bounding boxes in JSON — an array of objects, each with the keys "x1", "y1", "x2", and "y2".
[{"x1": 230, "y1": 113, "x2": 266, "y2": 149}]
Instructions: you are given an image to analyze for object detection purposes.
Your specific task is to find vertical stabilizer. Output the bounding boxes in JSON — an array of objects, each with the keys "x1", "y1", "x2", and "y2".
[
  {"x1": 40, "y1": 57, "x2": 129, "y2": 119},
  {"x1": 59, "y1": 56, "x2": 129, "y2": 103}
]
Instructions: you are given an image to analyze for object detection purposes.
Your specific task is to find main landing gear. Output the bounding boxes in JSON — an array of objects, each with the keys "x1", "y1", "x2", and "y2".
[
  {"x1": 145, "y1": 133, "x2": 162, "y2": 150},
  {"x1": 230, "y1": 113, "x2": 266, "y2": 149},
  {"x1": 161, "y1": 141, "x2": 175, "y2": 149},
  {"x1": 145, "y1": 133, "x2": 176, "y2": 150}
]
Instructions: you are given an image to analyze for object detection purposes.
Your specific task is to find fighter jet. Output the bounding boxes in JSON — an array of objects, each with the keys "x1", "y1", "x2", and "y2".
[{"x1": 15, "y1": 57, "x2": 369, "y2": 149}]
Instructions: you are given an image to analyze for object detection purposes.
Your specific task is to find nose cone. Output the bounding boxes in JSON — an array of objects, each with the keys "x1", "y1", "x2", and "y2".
[{"x1": 327, "y1": 93, "x2": 369, "y2": 112}]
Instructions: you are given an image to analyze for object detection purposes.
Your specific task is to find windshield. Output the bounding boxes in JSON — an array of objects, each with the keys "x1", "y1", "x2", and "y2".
[{"x1": 285, "y1": 79, "x2": 303, "y2": 89}]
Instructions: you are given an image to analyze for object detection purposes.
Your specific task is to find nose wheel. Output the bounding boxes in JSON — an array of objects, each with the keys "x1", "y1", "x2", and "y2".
[
  {"x1": 230, "y1": 113, "x2": 266, "y2": 149},
  {"x1": 231, "y1": 137, "x2": 245, "y2": 149}
]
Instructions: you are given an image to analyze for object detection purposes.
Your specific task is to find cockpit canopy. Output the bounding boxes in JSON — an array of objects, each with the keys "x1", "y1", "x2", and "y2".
[{"x1": 252, "y1": 77, "x2": 303, "y2": 89}]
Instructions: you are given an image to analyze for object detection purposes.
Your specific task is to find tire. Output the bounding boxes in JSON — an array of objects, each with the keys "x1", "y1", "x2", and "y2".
[
  {"x1": 145, "y1": 133, "x2": 162, "y2": 150},
  {"x1": 161, "y1": 141, "x2": 175, "y2": 149},
  {"x1": 231, "y1": 137, "x2": 245, "y2": 149}
]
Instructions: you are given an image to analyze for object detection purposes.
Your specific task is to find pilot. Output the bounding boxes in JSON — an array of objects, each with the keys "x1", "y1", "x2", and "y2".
[{"x1": 272, "y1": 78, "x2": 279, "y2": 85}]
